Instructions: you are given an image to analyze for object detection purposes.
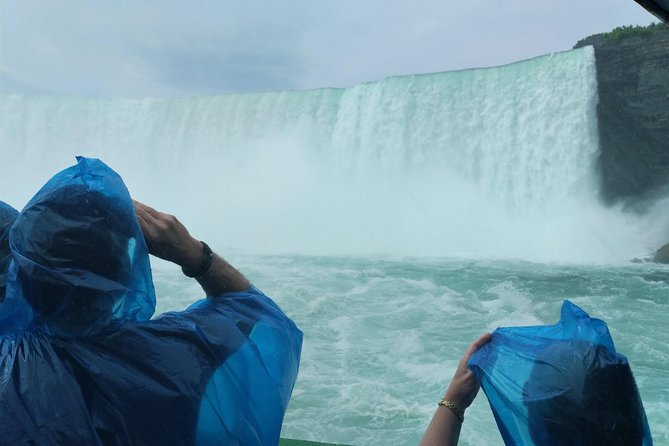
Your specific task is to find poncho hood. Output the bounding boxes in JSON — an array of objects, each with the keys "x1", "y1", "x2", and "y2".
[{"x1": 0, "y1": 157, "x2": 155, "y2": 336}]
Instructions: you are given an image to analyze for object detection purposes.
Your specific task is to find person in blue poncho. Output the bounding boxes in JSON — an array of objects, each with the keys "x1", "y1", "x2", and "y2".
[
  {"x1": 419, "y1": 301, "x2": 651, "y2": 446},
  {"x1": 0, "y1": 157, "x2": 303, "y2": 445},
  {"x1": 469, "y1": 301, "x2": 652, "y2": 446}
]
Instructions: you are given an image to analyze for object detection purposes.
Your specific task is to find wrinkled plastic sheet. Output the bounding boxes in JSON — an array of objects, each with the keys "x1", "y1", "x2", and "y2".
[{"x1": 469, "y1": 300, "x2": 653, "y2": 446}]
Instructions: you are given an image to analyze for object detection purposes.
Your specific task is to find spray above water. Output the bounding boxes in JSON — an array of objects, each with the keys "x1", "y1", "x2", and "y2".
[{"x1": 0, "y1": 47, "x2": 665, "y2": 262}]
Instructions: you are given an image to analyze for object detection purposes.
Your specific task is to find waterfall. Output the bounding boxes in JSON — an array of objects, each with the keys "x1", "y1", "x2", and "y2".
[{"x1": 0, "y1": 46, "x2": 662, "y2": 261}]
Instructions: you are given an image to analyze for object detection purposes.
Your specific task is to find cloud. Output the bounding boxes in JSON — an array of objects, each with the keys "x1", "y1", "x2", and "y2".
[
  {"x1": 0, "y1": 0, "x2": 658, "y2": 98},
  {"x1": 142, "y1": 48, "x2": 304, "y2": 94}
]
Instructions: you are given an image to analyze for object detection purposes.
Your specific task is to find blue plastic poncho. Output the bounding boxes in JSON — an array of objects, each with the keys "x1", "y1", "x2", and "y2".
[
  {"x1": 469, "y1": 300, "x2": 652, "y2": 446},
  {"x1": 0, "y1": 201, "x2": 19, "y2": 300},
  {"x1": 0, "y1": 157, "x2": 303, "y2": 445}
]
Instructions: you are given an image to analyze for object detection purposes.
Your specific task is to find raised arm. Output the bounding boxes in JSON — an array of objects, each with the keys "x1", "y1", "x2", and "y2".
[
  {"x1": 419, "y1": 332, "x2": 492, "y2": 446},
  {"x1": 134, "y1": 200, "x2": 302, "y2": 445},
  {"x1": 133, "y1": 200, "x2": 250, "y2": 295}
]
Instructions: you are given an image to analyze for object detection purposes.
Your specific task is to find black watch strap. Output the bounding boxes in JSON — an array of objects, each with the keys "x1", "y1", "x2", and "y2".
[{"x1": 181, "y1": 241, "x2": 214, "y2": 278}]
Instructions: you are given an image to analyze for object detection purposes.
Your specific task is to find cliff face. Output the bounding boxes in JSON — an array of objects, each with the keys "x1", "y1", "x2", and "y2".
[{"x1": 574, "y1": 28, "x2": 669, "y2": 204}]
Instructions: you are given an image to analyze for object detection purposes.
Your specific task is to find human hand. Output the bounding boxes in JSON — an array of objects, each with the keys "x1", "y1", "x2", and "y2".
[
  {"x1": 443, "y1": 332, "x2": 493, "y2": 409},
  {"x1": 133, "y1": 200, "x2": 203, "y2": 270}
]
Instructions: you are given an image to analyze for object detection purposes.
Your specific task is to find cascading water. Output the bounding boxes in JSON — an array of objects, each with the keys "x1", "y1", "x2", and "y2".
[{"x1": 1, "y1": 46, "x2": 664, "y2": 261}]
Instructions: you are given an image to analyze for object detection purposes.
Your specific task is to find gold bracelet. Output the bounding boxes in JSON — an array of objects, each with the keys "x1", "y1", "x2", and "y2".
[{"x1": 438, "y1": 398, "x2": 465, "y2": 423}]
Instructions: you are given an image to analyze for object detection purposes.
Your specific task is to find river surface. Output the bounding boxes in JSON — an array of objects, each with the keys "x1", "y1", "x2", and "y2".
[{"x1": 152, "y1": 254, "x2": 669, "y2": 446}]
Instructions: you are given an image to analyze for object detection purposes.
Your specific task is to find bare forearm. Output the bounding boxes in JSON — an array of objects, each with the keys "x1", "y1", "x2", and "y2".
[
  {"x1": 194, "y1": 253, "x2": 250, "y2": 296},
  {"x1": 419, "y1": 333, "x2": 492, "y2": 446},
  {"x1": 419, "y1": 406, "x2": 463, "y2": 446}
]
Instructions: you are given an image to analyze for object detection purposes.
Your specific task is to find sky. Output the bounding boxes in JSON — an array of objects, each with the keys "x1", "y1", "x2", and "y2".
[{"x1": 0, "y1": 0, "x2": 659, "y2": 98}]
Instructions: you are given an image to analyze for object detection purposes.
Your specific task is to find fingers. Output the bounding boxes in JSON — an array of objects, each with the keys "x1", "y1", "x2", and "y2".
[
  {"x1": 464, "y1": 332, "x2": 493, "y2": 359},
  {"x1": 133, "y1": 201, "x2": 150, "y2": 225},
  {"x1": 133, "y1": 201, "x2": 156, "y2": 230},
  {"x1": 133, "y1": 200, "x2": 168, "y2": 251},
  {"x1": 134, "y1": 200, "x2": 159, "y2": 222},
  {"x1": 472, "y1": 332, "x2": 493, "y2": 348},
  {"x1": 132, "y1": 200, "x2": 198, "y2": 266},
  {"x1": 136, "y1": 202, "x2": 161, "y2": 219},
  {"x1": 133, "y1": 201, "x2": 149, "y2": 228},
  {"x1": 133, "y1": 201, "x2": 155, "y2": 249},
  {"x1": 133, "y1": 200, "x2": 181, "y2": 231},
  {"x1": 133, "y1": 200, "x2": 148, "y2": 213},
  {"x1": 134, "y1": 201, "x2": 173, "y2": 234}
]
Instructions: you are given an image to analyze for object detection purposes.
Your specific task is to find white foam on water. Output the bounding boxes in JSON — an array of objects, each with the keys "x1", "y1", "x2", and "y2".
[
  {"x1": 480, "y1": 281, "x2": 545, "y2": 328},
  {"x1": 216, "y1": 256, "x2": 667, "y2": 445}
]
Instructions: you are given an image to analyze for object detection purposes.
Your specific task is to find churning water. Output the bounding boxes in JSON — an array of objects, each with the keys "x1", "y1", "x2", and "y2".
[
  {"x1": 149, "y1": 255, "x2": 669, "y2": 445},
  {"x1": 1, "y1": 45, "x2": 668, "y2": 444}
]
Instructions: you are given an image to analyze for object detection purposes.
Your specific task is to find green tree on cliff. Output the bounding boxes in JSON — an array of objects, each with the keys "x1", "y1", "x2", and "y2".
[{"x1": 604, "y1": 22, "x2": 667, "y2": 40}]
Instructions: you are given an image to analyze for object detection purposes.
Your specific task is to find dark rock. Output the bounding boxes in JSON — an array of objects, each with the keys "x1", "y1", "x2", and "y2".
[
  {"x1": 574, "y1": 27, "x2": 669, "y2": 204},
  {"x1": 653, "y1": 243, "x2": 669, "y2": 263}
]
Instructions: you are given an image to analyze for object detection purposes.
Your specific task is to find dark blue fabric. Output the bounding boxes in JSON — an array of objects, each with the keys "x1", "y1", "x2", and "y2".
[
  {"x1": 1, "y1": 157, "x2": 155, "y2": 336},
  {"x1": 0, "y1": 157, "x2": 302, "y2": 445},
  {"x1": 469, "y1": 300, "x2": 652, "y2": 446},
  {"x1": 0, "y1": 200, "x2": 19, "y2": 300}
]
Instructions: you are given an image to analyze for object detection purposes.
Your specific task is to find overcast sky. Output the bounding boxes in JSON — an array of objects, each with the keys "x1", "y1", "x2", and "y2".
[{"x1": 0, "y1": 0, "x2": 658, "y2": 98}]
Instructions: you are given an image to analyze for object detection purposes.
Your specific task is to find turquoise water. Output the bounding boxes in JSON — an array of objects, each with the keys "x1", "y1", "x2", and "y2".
[
  {"x1": 3, "y1": 43, "x2": 668, "y2": 445},
  {"x1": 153, "y1": 255, "x2": 669, "y2": 446}
]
